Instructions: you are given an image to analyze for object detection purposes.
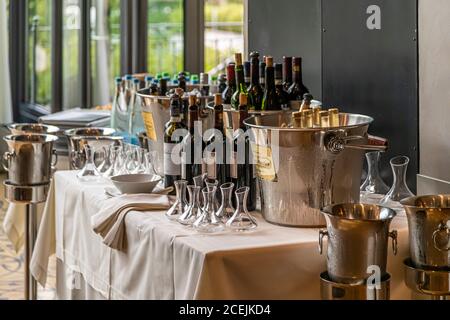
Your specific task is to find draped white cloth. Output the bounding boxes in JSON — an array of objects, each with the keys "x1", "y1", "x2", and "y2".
[{"x1": 0, "y1": 0, "x2": 12, "y2": 124}]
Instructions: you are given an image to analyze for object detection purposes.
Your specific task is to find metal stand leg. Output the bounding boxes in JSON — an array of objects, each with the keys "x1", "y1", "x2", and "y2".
[{"x1": 24, "y1": 204, "x2": 38, "y2": 300}]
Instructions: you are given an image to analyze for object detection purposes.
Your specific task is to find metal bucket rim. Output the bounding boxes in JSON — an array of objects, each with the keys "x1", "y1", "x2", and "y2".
[
  {"x1": 70, "y1": 135, "x2": 124, "y2": 142},
  {"x1": 4, "y1": 134, "x2": 59, "y2": 143},
  {"x1": 8, "y1": 123, "x2": 60, "y2": 134},
  {"x1": 136, "y1": 88, "x2": 214, "y2": 101},
  {"x1": 64, "y1": 127, "x2": 116, "y2": 137},
  {"x1": 400, "y1": 194, "x2": 450, "y2": 209},
  {"x1": 322, "y1": 203, "x2": 397, "y2": 222},
  {"x1": 244, "y1": 112, "x2": 374, "y2": 131}
]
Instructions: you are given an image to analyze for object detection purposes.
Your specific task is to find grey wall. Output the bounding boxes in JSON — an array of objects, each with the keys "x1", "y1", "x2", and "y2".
[
  {"x1": 247, "y1": 0, "x2": 322, "y2": 100},
  {"x1": 417, "y1": 0, "x2": 450, "y2": 195}
]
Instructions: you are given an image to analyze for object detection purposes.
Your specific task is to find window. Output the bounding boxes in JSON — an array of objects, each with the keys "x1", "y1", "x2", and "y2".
[
  {"x1": 90, "y1": 0, "x2": 121, "y2": 106},
  {"x1": 147, "y1": 0, "x2": 184, "y2": 76},
  {"x1": 204, "y1": 0, "x2": 244, "y2": 76},
  {"x1": 63, "y1": 0, "x2": 81, "y2": 109},
  {"x1": 27, "y1": 0, "x2": 52, "y2": 107}
]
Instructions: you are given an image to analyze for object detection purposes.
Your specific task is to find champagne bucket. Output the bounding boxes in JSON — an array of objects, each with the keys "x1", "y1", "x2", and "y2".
[
  {"x1": 244, "y1": 113, "x2": 387, "y2": 226},
  {"x1": 3, "y1": 134, "x2": 59, "y2": 185},
  {"x1": 8, "y1": 123, "x2": 60, "y2": 135},
  {"x1": 319, "y1": 203, "x2": 398, "y2": 284},
  {"x1": 137, "y1": 88, "x2": 214, "y2": 175},
  {"x1": 64, "y1": 128, "x2": 119, "y2": 169},
  {"x1": 401, "y1": 195, "x2": 450, "y2": 269}
]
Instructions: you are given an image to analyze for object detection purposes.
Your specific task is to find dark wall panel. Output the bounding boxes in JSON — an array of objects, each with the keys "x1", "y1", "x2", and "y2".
[
  {"x1": 247, "y1": 0, "x2": 322, "y2": 100},
  {"x1": 322, "y1": 0, "x2": 418, "y2": 190}
]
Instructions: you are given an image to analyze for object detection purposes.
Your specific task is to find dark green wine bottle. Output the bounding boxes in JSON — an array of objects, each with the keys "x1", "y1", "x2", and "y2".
[
  {"x1": 261, "y1": 56, "x2": 278, "y2": 110},
  {"x1": 247, "y1": 51, "x2": 264, "y2": 111},
  {"x1": 222, "y1": 63, "x2": 236, "y2": 104},
  {"x1": 275, "y1": 63, "x2": 289, "y2": 110},
  {"x1": 231, "y1": 53, "x2": 248, "y2": 110}
]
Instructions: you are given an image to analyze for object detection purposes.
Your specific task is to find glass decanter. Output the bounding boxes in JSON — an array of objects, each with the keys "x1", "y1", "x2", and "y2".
[
  {"x1": 77, "y1": 144, "x2": 102, "y2": 182},
  {"x1": 204, "y1": 177, "x2": 219, "y2": 210},
  {"x1": 166, "y1": 180, "x2": 188, "y2": 220},
  {"x1": 215, "y1": 182, "x2": 235, "y2": 222},
  {"x1": 226, "y1": 186, "x2": 257, "y2": 232},
  {"x1": 193, "y1": 186, "x2": 225, "y2": 233},
  {"x1": 97, "y1": 145, "x2": 113, "y2": 175},
  {"x1": 360, "y1": 151, "x2": 389, "y2": 194},
  {"x1": 193, "y1": 173, "x2": 207, "y2": 206},
  {"x1": 103, "y1": 146, "x2": 121, "y2": 178},
  {"x1": 380, "y1": 156, "x2": 414, "y2": 204},
  {"x1": 178, "y1": 185, "x2": 201, "y2": 225},
  {"x1": 144, "y1": 151, "x2": 158, "y2": 175}
]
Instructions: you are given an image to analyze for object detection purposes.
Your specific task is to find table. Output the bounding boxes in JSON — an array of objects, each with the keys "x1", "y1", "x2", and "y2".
[{"x1": 31, "y1": 170, "x2": 411, "y2": 299}]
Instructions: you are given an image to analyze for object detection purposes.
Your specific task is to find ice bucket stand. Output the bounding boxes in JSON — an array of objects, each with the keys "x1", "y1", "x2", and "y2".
[
  {"x1": 404, "y1": 258, "x2": 450, "y2": 300},
  {"x1": 3, "y1": 182, "x2": 49, "y2": 300}
]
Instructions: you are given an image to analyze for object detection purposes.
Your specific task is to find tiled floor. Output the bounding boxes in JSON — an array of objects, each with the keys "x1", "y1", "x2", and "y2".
[{"x1": 0, "y1": 175, "x2": 56, "y2": 300}]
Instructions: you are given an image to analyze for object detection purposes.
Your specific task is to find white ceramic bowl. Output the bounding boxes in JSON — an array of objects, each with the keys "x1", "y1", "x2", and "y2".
[{"x1": 111, "y1": 174, "x2": 162, "y2": 194}]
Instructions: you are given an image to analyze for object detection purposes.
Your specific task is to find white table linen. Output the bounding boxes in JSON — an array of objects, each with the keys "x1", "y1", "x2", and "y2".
[{"x1": 31, "y1": 170, "x2": 411, "y2": 299}]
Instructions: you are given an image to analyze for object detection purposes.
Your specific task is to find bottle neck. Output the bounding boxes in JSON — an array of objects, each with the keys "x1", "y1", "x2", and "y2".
[
  {"x1": 265, "y1": 67, "x2": 275, "y2": 90},
  {"x1": 283, "y1": 63, "x2": 292, "y2": 83},
  {"x1": 250, "y1": 61, "x2": 259, "y2": 85},
  {"x1": 188, "y1": 110, "x2": 198, "y2": 132},
  {"x1": 235, "y1": 65, "x2": 245, "y2": 89},
  {"x1": 293, "y1": 65, "x2": 303, "y2": 84},
  {"x1": 214, "y1": 106, "x2": 224, "y2": 132}
]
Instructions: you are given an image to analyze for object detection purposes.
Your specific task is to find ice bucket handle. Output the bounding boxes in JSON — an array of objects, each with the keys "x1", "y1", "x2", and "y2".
[
  {"x1": 432, "y1": 222, "x2": 450, "y2": 252},
  {"x1": 325, "y1": 132, "x2": 388, "y2": 153},
  {"x1": 2, "y1": 151, "x2": 14, "y2": 172},
  {"x1": 318, "y1": 229, "x2": 329, "y2": 254},
  {"x1": 389, "y1": 230, "x2": 398, "y2": 255},
  {"x1": 51, "y1": 149, "x2": 58, "y2": 167}
]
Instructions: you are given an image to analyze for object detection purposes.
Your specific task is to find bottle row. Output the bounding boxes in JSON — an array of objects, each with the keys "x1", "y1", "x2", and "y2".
[{"x1": 164, "y1": 91, "x2": 257, "y2": 211}]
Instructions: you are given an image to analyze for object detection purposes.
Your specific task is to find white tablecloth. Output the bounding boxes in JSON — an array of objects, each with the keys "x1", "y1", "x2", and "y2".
[{"x1": 31, "y1": 170, "x2": 411, "y2": 299}]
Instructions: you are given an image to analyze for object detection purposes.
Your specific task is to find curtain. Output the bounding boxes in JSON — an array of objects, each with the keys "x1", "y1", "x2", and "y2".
[{"x1": 0, "y1": 0, "x2": 12, "y2": 123}]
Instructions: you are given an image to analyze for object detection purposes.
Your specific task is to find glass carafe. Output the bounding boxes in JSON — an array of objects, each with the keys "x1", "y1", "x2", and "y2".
[
  {"x1": 204, "y1": 177, "x2": 219, "y2": 210},
  {"x1": 193, "y1": 173, "x2": 207, "y2": 206},
  {"x1": 380, "y1": 156, "x2": 414, "y2": 204},
  {"x1": 216, "y1": 182, "x2": 235, "y2": 222},
  {"x1": 103, "y1": 146, "x2": 121, "y2": 178},
  {"x1": 226, "y1": 187, "x2": 257, "y2": 231},
  {"x1": 178, "y1": 185, "x2": 201, "y2": 225},
  {"x1": 166, "y1": 180, "x2": 188, "y2": 220},
  {"x1": 360, "y1": 151, "x2": 389, "y2": 194},
  {"x1": 77, "y1": 144, "x2": 102, "y2": 182},
  {"x1": 97, "y1": 145, "x2": 113, "y2": 175},
  {"x1": 193, "y1": 186, "x2": 225, "y2": 233}
]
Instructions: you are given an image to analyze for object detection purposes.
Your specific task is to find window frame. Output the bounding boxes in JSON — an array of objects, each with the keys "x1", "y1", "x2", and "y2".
[{"x1": 9, "y1": 0, "x2": 245, "y2": 121}]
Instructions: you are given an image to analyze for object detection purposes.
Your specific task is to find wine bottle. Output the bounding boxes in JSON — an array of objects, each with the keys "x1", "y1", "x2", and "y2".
[
  {"x1": 178, "y1": 72, "x2": 187, "y2": 91},
  {"x1": 159, "y1": 78, "x2": 168, "y2": 96},
  {"x1": 164, "y1": 93, "x2": 186, "y2": 191},
  {"x1": 205, "y1": 93, "x2": 229, "y2": 186},
  {"x1": 282, "y1": 56, "x2": 293, "y2": 92},
  {"x1": 288, "y1": 57, "x2": 310, "y2": 101},
  {"x1": 200, "y1": 73, "x2": 210, "y2": 96},
  {"x1": 218, "y1": 73, "x2": 227, "y2": 94},
  {"x1": 247, "y1": 51, "x2": 264, "y2": 111},
  {"x1": 299, "y1": 93, "x2": 313, "y2": 111},
  {"x1": 259, "y1": 61, "x2": 266, "y2": 89},
  {"x1": 182, "y1": 95, "x2": 202, "y2": 185},
  {"x1": 261, "y1": 56, "x2": 278, "y2": 111},
  {"x1": 231, "y1": 53, "x2": 248, "y2": 110},
  {"x1": 274, "y1": 63, "x2": 289, "y2": 110},
  {"x1": 222, "y1": 63, "x2": 236, "y2": 104},
  {"x1": 244, "y1": 61, "x2": 251, "y2": 88},
  {"x1": 232, "y1": 93, "x2": 256, "y2": 211}
]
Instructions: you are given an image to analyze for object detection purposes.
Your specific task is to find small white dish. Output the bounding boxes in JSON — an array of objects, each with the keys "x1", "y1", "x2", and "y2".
[{"x1": 110, "y1": 174, "x2": 162, "y2": 194}]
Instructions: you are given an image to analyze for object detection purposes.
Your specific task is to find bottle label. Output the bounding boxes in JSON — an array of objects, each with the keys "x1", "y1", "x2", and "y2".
[
  {"x1": 245, "y1": 77, "x2": 250, "y2": 83},
  {"x1": 206, "y1": 151, "x2": 216, "y2": 179},
  {"x1": 293, "y1": 66, "x2": 300, "y2": 72},
  {"x1": 260, "y1": 78, "x2": 265, "y2": 85},
  {"x1": 142, "y1": 111, "x2": 157, "y2": 141},
  {"x1": 275, "y1": 79, "x2": 282, "y2": 86},
  {"x1": 164, "y1": 143, "x2": 181, "y2": 176},
  {"x1": 250, "y1": 143, "x2": 277, "y2": 182},
  {"x1": 230, "y1": 151, "x2": 238, "y2": 179}
]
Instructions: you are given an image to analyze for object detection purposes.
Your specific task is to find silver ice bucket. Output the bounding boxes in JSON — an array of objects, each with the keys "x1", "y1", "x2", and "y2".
[
  {"x1": 3, "y1": 134, "x2": 59, "y2": 185},
  {"x1": 137, "y1": 88, "x2": 214, "y2": 175},
  {"x1": 8, "y1": 123, "x2": 60, "y2": 135},
  {"x1": 244, "y1": 112, "x2": 387, "y2": 227},
  {"x1": 401, "y1": 195, "x2": 450, "y2": 270},
  {"x1": 319, "y1": 203, "x2": 398, "y2": 284},
  {"x1": 64, "y1": 128, "x2": 120, "y2": 169}
]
